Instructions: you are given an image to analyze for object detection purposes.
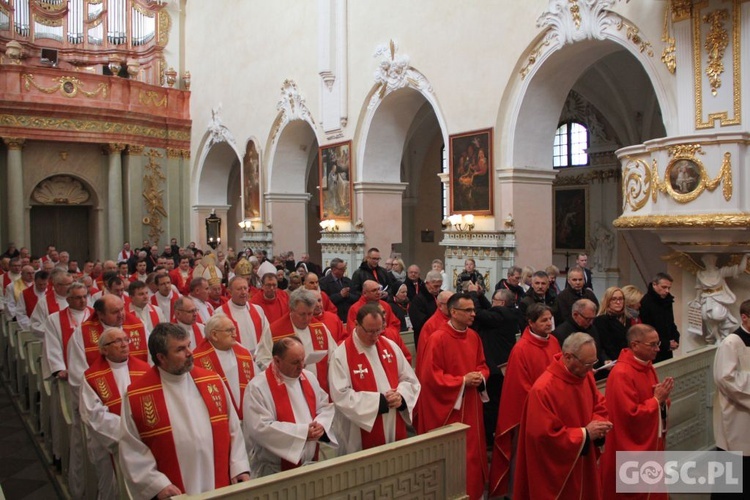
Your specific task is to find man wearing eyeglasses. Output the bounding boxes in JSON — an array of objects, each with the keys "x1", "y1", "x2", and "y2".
[
  {"x1": 553, "y1": 299, "x2": 606, "y2": 374},
  {"x1": 514, "y1": 332, "x2": 611, "y2": 499},
  {"x1": 80, "y1": 328, "x2": 150, "y2": 499},
  {"x1": 600, "y1": 324, "x2": 674, "y2": 497},
  {"x1": 419, "y1": 293, "x2": 489, "y2": 500},
  {"x1": 329, "y1": 303, "x2": 420, "y2": 454},
  {"x1": 250, "y1": 273, "x2": 290, "y2": 324},
  {"x1": 193, "y1": 315, "x2": 259, "y2": 419},
  {"x1": 173, "y1": 296, "x2": 206, "y2": 348}
]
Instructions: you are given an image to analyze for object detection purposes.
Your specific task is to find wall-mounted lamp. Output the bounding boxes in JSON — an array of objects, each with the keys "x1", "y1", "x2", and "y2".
[
  {"x1": 319, "y1": 219, "x2": 339, "y2": 232},
  {"x1": 206, "y1": 209, "x2": 222, "y2": 249},
  {"x1": 448, "y1": 214, "x2": 475, "y2": 232},
  {"x1": 238, "y1": 219, "x2": 254, "y2": 232}
]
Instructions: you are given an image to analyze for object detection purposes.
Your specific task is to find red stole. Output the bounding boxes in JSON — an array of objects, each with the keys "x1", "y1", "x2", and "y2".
[
  {"x1": 193, "y1": 341, "x2": 256, "y2": 418},
  {"x1": 150, "y1": 292, "x2": 179, "y2": 320},
  {"x1": 81, "y1": 314, "x2": 148, "y2": 365},
  {"x1": 2, "y1": 272, "x2": 10, "y2": 289},
  {"x1": 343, "y1": 335, "x2": 406, "y2": 449},
  {"x1": 220, "y1": 302, "x2": 263, "y2": 345},
  {"x1": 22, "y1": 286, "x2": 41, "y2": 318},
  {"x1": 46, "y1": 290, "x2": 63, "y2": 316},
  {"x1": 84, "y1": 355, "x2": 150, "y2": 415},
  {"x1": 59, "y1": 306, "x2": 93, "y2": 365},
  {"x1": 129, "y1": 304, "x2": 161, "y2": 332},
  {"x1": 270, "y1": 315, "x2": 331, "y2": 394},
  {"x1": 126, "y1": 367, "x2": 232, "y2": 492},
  {"x1": 264, "y1": 366, "x2": 319, "y2": 470}
]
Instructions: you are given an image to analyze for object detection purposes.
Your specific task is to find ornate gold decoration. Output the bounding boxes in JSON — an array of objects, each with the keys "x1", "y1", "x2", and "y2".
[
  {"x1": 181, "y1": 149, "x2": 191, "y2": 159},
  {"x1": 671, "y1": 0, "x2": 692, "y2": 22},
  {"x1": 166, "y1": 148, "x2": 181, "y2": 159},
  {"x1": 622, "y1": 158, "x2": 652, "y2": 211},
  {"x1": 143, "y1": 149, "x2": 167, "y2": 242},
  {"x1": 34, "y1": 0, "x2": 67, "y2": 13},
  {"x1": 157, "y1": 10, "x2": 171, "y2": 47},
  {"x1": 616, "y1": 21, "x2": 654, "y2": 57},
  {"x1": 613, "y1": 213, "x2": 750, "y2": 229},
  {"x1": 32, "y1": 175, "x2": 90, "y2": 205},
  {"x1": 2, "y1": 137, "x2": 25, "y2": 150},
  {"x1": 520, "y1": 39, "x2": 550, "y2": 80},
  {"x1": 648, "y1": 144, "x2": 733, "y2": 203},
  {"x1": 142, "y1": 394, "x2": 159, "y2": 427},
  {"x1": 138, "y1": 90, "x2": 167, "y2": 108},
  {"x1": 0, "y1": 113, "x2": 191, "y2": 142},
  {"x1": 32, "y1": 14, "x2": 63, "y2": 27},
  {"x1": 127, "y1": 144, "x2": 144, "y2": 155},
  {"x1": 694, "y1": 1, "x2": 741, "y2": 128},
  {"x1": 661, "y1": 3, "x2": 676, "y2": 74},
  {"x1": 22, "y1": 74, "x2": 108, "y2": 99},
  {"x1": 104, "y1": 143, "x2": 125, "y2": 154},
  {"x1": 96, "y1": 378, "x2": 112, "y2": 401},
  {"x1": 703, "y1": 9, "x2": 729, "y2": 96},
  {"x1": 569, "y1": 0, "x2": 581, "y2": 29},
  {"x1": 207, "y1": 383, "x2": 223, "y2": 413}
]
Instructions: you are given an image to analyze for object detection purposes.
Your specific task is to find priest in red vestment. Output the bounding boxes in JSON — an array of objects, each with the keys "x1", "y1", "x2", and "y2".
[
  {"x1": 346, "y1": 280, "x2": 411, "y2": 362},
  {"x1": 251, "y1": 273, "x2": 290, "y2": 324},
  {"x1": 419, "y1": 293, "x2": 490, "y2": 500},
  {"x1": 169, "y1": 256, "x2": 194, "y2": 296},
  {"x1": 513, "y1": 332, "x2": 612, "y2": 500},
  {"x1": 489, "y1": 303, "x2": 560, "y2": 497},
  {"x1": 601, "y1": 324, "x2": 673, "y2": 498}
]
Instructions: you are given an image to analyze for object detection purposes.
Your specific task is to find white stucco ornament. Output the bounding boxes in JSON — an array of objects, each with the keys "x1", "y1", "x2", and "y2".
[
  {"x1": 369, "y1": 40, "x2": 433, "y2": 108},
  {"x1": 538, "y1": 0, "x2": 625, "y2": 46},
  {"x1": 276, "y1": 79, "x2": 314, "y2": 124},
  {"x1": 207, "y1": 103, "x2": 237, "y2": 149}
]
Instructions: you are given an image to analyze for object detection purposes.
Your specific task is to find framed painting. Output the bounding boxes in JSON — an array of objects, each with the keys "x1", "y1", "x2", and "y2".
[
  {"x1": 319, "y1": 141, "x2": 353, "y2": 221},
  {"x1": 553, "y1": 186, "x2": 588, "y2": 252},
  {"x1": 449, "y1": 128, "x2": 493, "y2": 215},
  {"x1": 242, "y1": 140, "x2": 261, "y2": 220}
]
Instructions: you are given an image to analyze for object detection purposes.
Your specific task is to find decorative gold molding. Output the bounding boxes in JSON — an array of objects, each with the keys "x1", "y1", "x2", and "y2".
[
  {"x1": 671, "y1": 0, "x2": 692, "y2": 22},
  {"x1": 157, "y1": 10, "x2": 171, "y2": 47},
  {"x1": 2, "y1": 137, "x2": 25, "y2": 150},
  {"x1": 648, "y1": 144, "x2": 732, "y2": 203},
  {"x1": 138, "y1": 90, "x2": 167, "y2": 108},
  {"x1": 32, "y1": 14, "x2": 63, "y2": 27},
  {"x1": 703, "y1": 9, "x2": 729, "y2": 96},
  {"x1": 22, "y1": 74, "x2": 108, "y2": 99},
  {"x1": 661, "y1": 3, "x2": 676, "y2": 74},
  {"x1": 0, "y1": 113, "x2": 191, "y2": 142},
  {"x1": 166, "y1": 148, "x2": 181, "y2": 159},
  {"x1": 569, "y1": 0, "x2": 581, "y2": 29},
  {"x1": 553, "y1": 168, "x2": 619, "y2": 186},
  {"x1": 103, "y1": 143, "x2": 125, "y2": 154},
  {"x1": 127, "y1": 144, "x2": 144, "y2": 155},
  {"x1": 181, "y1": 149, "x2": 191, "y2": 159},
  {"x1": 622, "y1": 158, "x2": 652, "y2": 211},
  {"x1": 520, "y1": 39, "x2": 550, "y2": 80},
  {"x1": 694, "y1": 1, "x2": 741, "y2": 129},
  {"x1": 616, "y1": 21, "x2": 654, "y2": 57},
  {"x1": 614, "y1": 213, "x2": 750, "y2": 229},
  {"x1": 143, "y1": 149, "x2": 167, "y2": 242}
]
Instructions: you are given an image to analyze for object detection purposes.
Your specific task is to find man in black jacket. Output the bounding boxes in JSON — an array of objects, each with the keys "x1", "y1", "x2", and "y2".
[
  {"x1": 640, "y1": 272, "x2": 680, "y2": 363},
  {"x1": 518, "y1": 271, "x2": 558, "y2": 330},
  {"x1": 410, "y1": 270, "x2": 443, "y2": 346},
  {"x1": 351, "y1": 247, "x2": 395, "y2": 298},
  {"x1": 555, "y1": 266, "x2": 599, "y2": 325},
  {"x1": 553, "y1": 298, "x2": 610, "y2": 379},
  {"x1": 470, "y1": 286, "x2": 520, "y2": 445},
  {"x1": 494, "y1": 265, "x2": 524, "y2": 305},
  {"x1": 319, "y1": 257, "x2": 357, "y2": 323}
]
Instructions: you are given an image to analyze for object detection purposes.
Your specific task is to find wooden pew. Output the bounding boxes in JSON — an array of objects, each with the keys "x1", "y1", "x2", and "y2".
[
  {"x1": 16, "y1": 330, "x2": 36, "y2": 410},
  {"x1": 7, "y1": 321, "x2": 19, "y2": 394},
  {"x1": 37, "y1": 354, "x2": 53, "y2": 462},
  {"x1": 26, "y1": 340, "x2": 43, "y2": 432},
  {"x1": 58, "y1": 379, "x2": 74, "y2": 478}
]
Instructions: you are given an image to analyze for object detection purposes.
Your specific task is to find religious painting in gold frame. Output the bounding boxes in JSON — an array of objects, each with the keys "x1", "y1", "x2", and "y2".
[
  {"x1": 665, "y1": 157, "x2": 705, "y2": 203},
  {"x1": 449, "y1": 128, "x2": 494, "y2": 215},
  {"x1": 242, "y1": 140, "x2": 261, "y2": 220},
  {"x1": 319, "y1": 140, "x2": 353, "y2": 221},
  {"x1": 554, "y1": 186, "x2": 588, "y2": 252}
]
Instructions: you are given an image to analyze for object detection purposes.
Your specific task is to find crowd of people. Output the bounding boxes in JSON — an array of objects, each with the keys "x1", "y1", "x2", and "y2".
[{"x1": 1, "y1": 241, "x2": 747, "y2": 499}]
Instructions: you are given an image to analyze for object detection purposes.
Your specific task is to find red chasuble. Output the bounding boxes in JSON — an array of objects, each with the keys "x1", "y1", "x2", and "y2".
[
  {"x1": 320, "y1": 291, "x2": 337, "y2": 314},
  {"x1": 513, "y1": 355, "x2": 608, "y2": 500},
  {"x1": 346, "y1": 298, "x2": 412, "y2": 363},
  {"x1": 59, "y1": 306, "x2": 93, "y2": 365},
  {"x1": 415, "y1": 309, "x2": 450, "y2": 373},
  {"x1": 220, "y1": 302, "x2": 263, "y2": 345},
  {"x1": 600, "y1": 349, "x2": 669, "y2": 499},
  {"x1": 22, "y1": 286, "x2": 41, "y2": 318},
  {"x1": 270, "y1": 315, "x2": 331, "y2": 395},
  {"x1": 315, "y1": 311, "x2": 345, "y2": 344},
  {"x1": 250, "y1": 293, "x2": 289, "y2": 325},
  {"x1": 80, "y1": 314, "x2": 148, "y2": 365},
  {"x1": 489, "y1": 327, "x2": 561, "y2": 497},
  {"x1": 264, "y1": 366, "x2": 319, "y2": 470},
  {"x1": 192, "y1": 340, "x2": 256, "y2": 419},
  {"x1": 344, "y1": 335, "x2": 406, "y2": 449},
  {"x1": 419, "y1": 323, "x2": 489, "y2": 500},
  {"x1": 169, "y1": 269, "x2": 193, "y2": 296},
  {"x1": 126, "y1": 366, "x2": 232, "y2": 493},
  {"x1": 84, "y1": 355, "x2": 150, "y2": 415}
]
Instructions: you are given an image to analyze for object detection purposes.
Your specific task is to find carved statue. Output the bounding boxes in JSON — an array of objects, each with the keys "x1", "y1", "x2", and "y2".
[
  {"x1": 670, "y1": 252, "x2": 750, "y2": 344},
  {"x1": 589, "y1": 222, "x2": 614, "y2": 272}
]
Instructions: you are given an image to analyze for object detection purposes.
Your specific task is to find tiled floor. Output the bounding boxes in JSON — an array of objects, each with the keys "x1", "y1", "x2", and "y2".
[{"x1": 0, "y1": 381, "x2": 64, "y2": 500}]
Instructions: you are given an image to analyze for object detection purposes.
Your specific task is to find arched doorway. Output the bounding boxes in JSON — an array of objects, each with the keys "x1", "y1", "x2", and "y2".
[{"x1": 29, "y1": 175, "x2": 95, "y2": 261}]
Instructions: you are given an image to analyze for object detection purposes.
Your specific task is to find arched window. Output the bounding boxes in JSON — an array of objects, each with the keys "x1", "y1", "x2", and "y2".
[{"x1": 553, "y1": 121, "x2": 589, "y2": 168}]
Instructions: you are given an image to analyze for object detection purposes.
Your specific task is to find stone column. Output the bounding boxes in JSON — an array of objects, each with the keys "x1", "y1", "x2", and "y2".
[
  {"x1": 353, "y1": 181, "x2": 408, "y2": 255},
  {"x1": 123, "y1": 145, "x2": 144, "y2": 246},
  {"x1": 4, "y1": 138, "x2": 25, "y2": 247},
  {"x1": 105, "y1": 143, "x2": 125, "y2": 259}
]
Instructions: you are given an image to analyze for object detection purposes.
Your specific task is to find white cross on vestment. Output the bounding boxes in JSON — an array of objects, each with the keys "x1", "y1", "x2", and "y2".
[
  {"x1": 381, "y1": 349, "x2": 393, "y2": 363},
  {"x1": 353, "y1": 364, "x2": 369, "y2": 379}
]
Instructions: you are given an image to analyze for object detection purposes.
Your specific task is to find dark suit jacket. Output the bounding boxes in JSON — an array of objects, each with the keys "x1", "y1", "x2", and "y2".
[
  {"x1": 319, "y1": 274, "x2": 357, "y2": 323},
  {"x1": 583, "y1": 267, "x2": 593, "y2": 291},
  {"x1": 404, "y1": 278, "x2": 429, "y2": 301}
]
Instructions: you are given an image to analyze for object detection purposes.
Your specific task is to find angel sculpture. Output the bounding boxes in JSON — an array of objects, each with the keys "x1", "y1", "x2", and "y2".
[{"x1": 670, "y1": 252, "x2": 750, "y2": 343}]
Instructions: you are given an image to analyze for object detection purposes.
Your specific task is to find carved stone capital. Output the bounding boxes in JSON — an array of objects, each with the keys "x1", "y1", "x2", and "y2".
[
  {"x1": 103, "y1": 143, "x2": 126, "y2": 154},
  {"x1": 166, "y1": 148, "x2": 182, "y2": 159},
  {"x1": 127, "y1": 144, "x2": 145, "y2": 155},
  {"x1": 3, "y1": 137, "x2": 26, "y2": 150}
]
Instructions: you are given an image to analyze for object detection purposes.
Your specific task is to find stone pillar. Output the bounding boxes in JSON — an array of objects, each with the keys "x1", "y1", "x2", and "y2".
[
  {"x1": 166, "y1": 148, "x2": 183, "y2": 243},
  {"x1": 4, "y1": 138, "x2": 25, "y2": 247},
  {"x1": 105, "y1": 143, "x2": 125, "y2": 259},
  {"x1": 353, "y1": 181, "x2": 408, "y2": 255},
  {"x1": 496, "y1": 168, "x2": 556, "y2": 269},
  {"x1": 123, "y1": 145, "x2": 145, "y2": 246},
  {"x1": 265, "y1": 193, "x2": 311, "y2": 257}
]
